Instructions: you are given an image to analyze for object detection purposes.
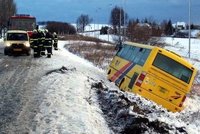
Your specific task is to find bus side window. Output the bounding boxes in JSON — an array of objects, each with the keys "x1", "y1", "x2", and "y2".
[
  {"x1": 127, "y1": 46, "x2": 135, "y2": 60},
  {"x1": 138, "y1": 49, "x2": 151, "y2": 66},
  {"x1": 119, "y1": 45, "x2": 130, "y2": 59},
  {"x1": 130, "y1": 47, "x2": 140, "y2": 62},
  {"x1": 134, "y1": 48, "x2": 144, "y2": 63},
  {"x1": 126, "y1": 46, "x2": 135, "y2": 61}
]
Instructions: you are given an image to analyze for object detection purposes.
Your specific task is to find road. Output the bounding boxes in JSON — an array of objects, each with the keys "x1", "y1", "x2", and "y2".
[
  {"x1": 0, "y1": 40, "x2": 111, "y2": 134},
  {"x1": 0, "y1": 48, "x2": 51, "y2": 133}
]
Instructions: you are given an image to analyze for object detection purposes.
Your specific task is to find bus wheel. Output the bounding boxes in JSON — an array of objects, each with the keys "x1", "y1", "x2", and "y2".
[
  {"x1": 107, "y1": 69, "x2": 111, "y2": 75},
  {"x1": 4, "y1": 49, "x2": 8, "y2": 55}
]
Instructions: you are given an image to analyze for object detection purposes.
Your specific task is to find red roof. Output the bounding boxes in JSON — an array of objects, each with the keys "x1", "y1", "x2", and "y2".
[{"x1": 10, "y1": 15, "x2": 35, "y2": 19}]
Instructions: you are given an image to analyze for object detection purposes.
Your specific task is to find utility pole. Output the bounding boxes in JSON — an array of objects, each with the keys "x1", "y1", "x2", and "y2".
[
  {"x1": 188, "y1": 0, "x2": 191, "y2": 58},
  {"x1": 123, "y1": 0, "x2": 126, "y2": 41},
  {"x1": 119, "y1": 7, "x2": 121, "y2": 44},
  {"x1": 108, "y1": 4, "x2": 113, "y2": 42}
]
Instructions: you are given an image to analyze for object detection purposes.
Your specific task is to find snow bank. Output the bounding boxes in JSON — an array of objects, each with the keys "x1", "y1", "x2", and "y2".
[
  {"x1": 33, "y1": 70, "x2": 110, "y2": 134},
  {"x1": 31, "y1": 41, "x2": 111, "y2": 134}
]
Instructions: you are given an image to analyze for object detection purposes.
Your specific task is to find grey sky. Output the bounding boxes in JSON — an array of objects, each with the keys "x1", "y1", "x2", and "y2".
[{"x1": 14, "y1": 0, "x2": 200, "y2": 24}]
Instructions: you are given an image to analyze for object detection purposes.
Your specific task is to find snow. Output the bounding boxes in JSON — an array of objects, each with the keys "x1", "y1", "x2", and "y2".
[
  {"x1": 1, "y1": 35, "x2": 200, "y2": 133},
  {"x1": 33, "y1": 71, "x2": 109, "y2": 133},
  {"x1": 48, "y1": 39, "x2": 200, "y2": 134},
  {"x1": 28, "y1": 41, "x2": 111, "y2": 133},
  {"x1": 80, "y1": 31, "x2": 118, "y2": 43},
  {"x1": 72, "y1": 23, "x2": 119, "y2": 43}
]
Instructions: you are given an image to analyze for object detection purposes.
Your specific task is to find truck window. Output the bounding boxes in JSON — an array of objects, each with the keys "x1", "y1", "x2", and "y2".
[{"x1": 7, "y1": 33, "x2": 28, "y2": 41}]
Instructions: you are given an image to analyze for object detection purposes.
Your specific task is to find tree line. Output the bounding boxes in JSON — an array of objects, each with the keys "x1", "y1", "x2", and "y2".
[
  {"x1": 0, "y1": 2, "x2": 195, "y2": 42},
  {"x1": 75, "y1": 6, "x2": 176, "y2": 43},
  {"x1": 45, "y1": 21, "x2": 76, "y2": 35}
]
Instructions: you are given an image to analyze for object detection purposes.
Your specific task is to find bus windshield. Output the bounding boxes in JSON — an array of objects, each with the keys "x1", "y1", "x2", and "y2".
[{"x1": 153, "y1": 53, "x2": 193, "y2": 84}]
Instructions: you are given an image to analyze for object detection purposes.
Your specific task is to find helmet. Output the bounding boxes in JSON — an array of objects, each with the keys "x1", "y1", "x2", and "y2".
[
  {"x1": 44, "y1": 29, "x2": 48, "y2": 33},
  {"x1": 53, "y1": 32, "x2": 57, "y2": 35},
  {"x1": 33, "y1": 29, "x2": 37, "y2": 33}
]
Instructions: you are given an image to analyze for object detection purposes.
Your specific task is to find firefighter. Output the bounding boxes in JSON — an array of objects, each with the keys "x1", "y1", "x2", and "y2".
[
  {"x1": 44, "y1": 29, "x2": 53, "y2": 58},
  {"x1": 31, "y1": 29, "x2": 40, "y2": 58},
  {"x1": 38, "y1": 30, "x2": 46, "y2": 56},
  {"x1": 53, "y1": 32, "x2": 58, "y2": 50}
]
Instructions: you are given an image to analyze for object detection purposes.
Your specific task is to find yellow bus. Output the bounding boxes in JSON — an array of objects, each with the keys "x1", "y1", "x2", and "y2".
[{"x1": 107, "y1": 41, "x2": 197, "y2": 112}]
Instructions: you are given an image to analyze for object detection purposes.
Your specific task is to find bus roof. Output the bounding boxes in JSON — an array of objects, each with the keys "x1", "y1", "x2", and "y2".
[
  {"x1": 124, "y1": 41, "x2": 154, "y2": 49},
  {"x1": 124, "y1": 41, "x2": 196, "y2": 70}
]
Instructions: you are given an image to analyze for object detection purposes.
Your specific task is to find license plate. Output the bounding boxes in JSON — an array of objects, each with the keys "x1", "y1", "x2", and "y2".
[{"x1": 13, "y1": 49, "x2": 22, "y2": 51}]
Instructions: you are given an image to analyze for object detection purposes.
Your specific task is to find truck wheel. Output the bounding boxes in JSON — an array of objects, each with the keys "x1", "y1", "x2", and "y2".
[
  {"x1": 26, "y1": 51, "x2": 30, "y2": 56},
  {"x1": 4, "y1": 49, "x2": 8, "y2": 55},
  {"x1": 34, "y1": 54, "x2": 38, "y2": 58}
]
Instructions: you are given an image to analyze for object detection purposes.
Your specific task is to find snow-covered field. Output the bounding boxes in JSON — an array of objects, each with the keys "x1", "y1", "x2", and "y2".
[{"x1": 163, "y1": 37, "x2": 200, "y2": 68}]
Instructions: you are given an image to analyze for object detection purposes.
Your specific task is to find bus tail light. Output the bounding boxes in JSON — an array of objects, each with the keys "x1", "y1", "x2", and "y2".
[
  {"x1": 135, "y1": 72, "x2": 147, "y2": 87},
  {"x1": 179, "y1": 95, "x2": 186, "y2": 107}
]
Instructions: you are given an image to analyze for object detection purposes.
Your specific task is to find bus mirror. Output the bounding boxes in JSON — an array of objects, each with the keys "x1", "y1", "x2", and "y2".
[{"x1": 115, "y1": 43, "x2": 122, "y2": 52}]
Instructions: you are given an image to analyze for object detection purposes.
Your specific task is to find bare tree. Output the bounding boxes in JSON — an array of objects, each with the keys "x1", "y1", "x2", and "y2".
[
  {"x1": 161, "y1": 19, "x2": 174, "y2": 36},
  {"x1": 109, "y1": 6, "x2": 128, "y2": 35},
  {"x1": 0, "y1": 0, "x2": 17, "y2": 34},
  {"x1": 127, "y1": 19, "x2": 138, "y2": 41},
  {"x1": 76, "y1": 14, "x2": 92, "y2": 33},
  {"x1": 127, "y1": 19, "x2": 153, "y2": 43}
]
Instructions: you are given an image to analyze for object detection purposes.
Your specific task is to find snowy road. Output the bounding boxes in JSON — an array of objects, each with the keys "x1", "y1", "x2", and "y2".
[{"x1": 0, "y1": 40, "x2": 111, "y2": 134}]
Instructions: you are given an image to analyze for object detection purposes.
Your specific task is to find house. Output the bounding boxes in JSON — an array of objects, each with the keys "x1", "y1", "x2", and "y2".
[{"x1": 173, "y1": 22, "x2": 187, "y2": 30}]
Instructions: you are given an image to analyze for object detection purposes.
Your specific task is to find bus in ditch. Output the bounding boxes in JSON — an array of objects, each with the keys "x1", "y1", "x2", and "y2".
[
  {"x1": 107, "y1": 41, "x2": 197, "y2": 112},
  {"x1": 8, "y1": 14, "x2": 36, "y2": 37}
]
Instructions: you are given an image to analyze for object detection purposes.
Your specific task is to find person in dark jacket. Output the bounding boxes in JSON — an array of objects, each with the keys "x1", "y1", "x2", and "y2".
[
  {"x1": 38, "y1": 30, "x2": 46, "y2": 56},
  {"x1": 44, "y1": 29, "x2": 53, "y2": 58},
  {"x1": 53, "y1": 32, "x2": 58, "y2": 50},
  {"x1": 31, "y1": 29, "x2": 40, "y2": 58}
]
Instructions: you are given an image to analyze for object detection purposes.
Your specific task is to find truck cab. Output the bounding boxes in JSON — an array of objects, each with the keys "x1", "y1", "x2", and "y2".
[{"x1": 4, "y1": 30, "x2": 31, "y2": 56}]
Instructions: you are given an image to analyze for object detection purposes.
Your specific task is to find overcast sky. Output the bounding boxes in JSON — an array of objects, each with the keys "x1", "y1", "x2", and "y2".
[{"x1": 14, "y1": 0, "x2": 200, "y2": 24}]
